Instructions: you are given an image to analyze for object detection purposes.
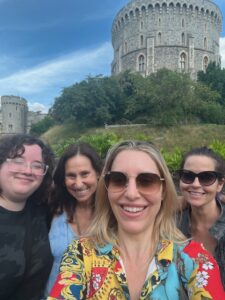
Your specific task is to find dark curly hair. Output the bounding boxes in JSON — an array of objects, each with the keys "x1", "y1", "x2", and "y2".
[
  {"x1": 49, "y1": 142, "x2": 103, "y2": 223},
  {"x1": 0, "y1": 134, "x2": 55, "y2": 205}
]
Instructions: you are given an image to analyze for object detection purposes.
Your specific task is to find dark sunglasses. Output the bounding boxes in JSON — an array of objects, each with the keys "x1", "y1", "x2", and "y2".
[
  {"x1": 104, "y1": 171, "x2": 164, "y2": 194},
  {"x1": 178, "y1": 170, "x2": 222, "y2": 186}
]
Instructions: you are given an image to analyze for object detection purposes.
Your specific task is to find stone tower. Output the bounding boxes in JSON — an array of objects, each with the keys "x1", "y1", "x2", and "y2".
[
  {"x1": 1, "y1": 96, "x2": 28, "y2": 134},
  {"x1": 111, "y1": 0, "x2": 222, "y2": 79}
]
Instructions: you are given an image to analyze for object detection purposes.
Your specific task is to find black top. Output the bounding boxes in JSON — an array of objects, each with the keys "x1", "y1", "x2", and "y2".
[{"x1": 0, "y1": 200, "x2": 53, "y2": 300}]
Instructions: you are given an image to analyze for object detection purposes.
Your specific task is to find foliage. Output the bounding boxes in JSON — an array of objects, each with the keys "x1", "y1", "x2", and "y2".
[
  {"x1": 78, "y1": 132, "x2": 120, "y2": 158},
  {"x1": 209, "y1": 140, "x2": 225, "y2": 161},
  {"x1": 53, "y1": 137, "x2": 77, "y2": 158},
  {"x1": 30, "y1": 116, "x2": 55, "y2": 135},
  {"x1": 161, "y1": 147, "x2": 183, "y2": 173},
  {"x1": 198, "y1": 62, "x2": 225, "y2": 105},
  {"x1": 50, "y1": 69, "x2": 225, "y2": 129}
]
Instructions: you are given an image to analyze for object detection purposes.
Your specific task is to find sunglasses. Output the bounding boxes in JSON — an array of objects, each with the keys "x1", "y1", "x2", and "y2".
[
  {"x1": 178, "y1": 170, "x2": 222, "y2": 186},
  {"x1": 104, "y1": 171, "x2": 164, "y2": 194}
]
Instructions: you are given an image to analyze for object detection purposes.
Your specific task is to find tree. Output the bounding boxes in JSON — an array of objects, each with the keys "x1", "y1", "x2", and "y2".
[
  {"x1": 198, "y1": 62, "x2": 225, "y2": 104},
  {"x1": 30, "y1": 116, "x2": 55, "y2": 135}
]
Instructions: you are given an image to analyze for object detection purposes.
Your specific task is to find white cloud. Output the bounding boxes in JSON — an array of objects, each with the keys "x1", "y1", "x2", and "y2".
[
  {"x1": 27, "y1": 102, "x2": 50, "y2": 113},
  {"x1": 0, "y1": 42, "x2": 113, "y2": 112},
  {"x1": 220, "y1": 37, "x2": 225, "y2": 68}
]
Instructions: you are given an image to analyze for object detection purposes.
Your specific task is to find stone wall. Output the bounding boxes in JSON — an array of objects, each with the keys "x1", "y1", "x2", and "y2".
[
  {"x1": 0, "y1": 95, "x2": 46, "y2": 134},
  {"x1": 112, "y1": 0, "x2": 222, "y2": 79}
]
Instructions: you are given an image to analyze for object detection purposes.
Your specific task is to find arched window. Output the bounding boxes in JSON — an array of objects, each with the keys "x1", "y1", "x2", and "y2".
[
  {"x1": 203, "y1": 56, "x2": 208, "y2": 72},
  {"x1": 140, "y1": 21, "x2": 144, "y2": 29},
  {"x1": 138, "y1": 55, "x2": 145, "y2": 72},
  {"x1": 180, "y1": 53, "x2": 186, "y2": 71}
]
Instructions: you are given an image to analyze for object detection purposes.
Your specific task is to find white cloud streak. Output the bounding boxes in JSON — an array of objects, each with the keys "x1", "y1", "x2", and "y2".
[{"x1": 0, "y1": 42, "x2": 113, "y2": 112}]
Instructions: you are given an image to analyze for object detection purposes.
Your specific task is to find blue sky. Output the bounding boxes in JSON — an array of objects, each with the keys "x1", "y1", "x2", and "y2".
[{"x1": 0, "y1": 0, "x2": 224, "y2": 113}]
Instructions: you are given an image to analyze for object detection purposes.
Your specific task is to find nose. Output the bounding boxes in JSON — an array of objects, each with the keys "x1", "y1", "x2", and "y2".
[
  {"x1": 74, "y1": 176, "x2": 83, "y2": 187},
  {"x1": 124, "y1": 178, "x2": 140, "y2": 200},
  {"x1": 192, "y1": 176, "x2": 201, "y2": 187},
  {"x1": 23, "y1": 163, "x2": 33, "y2": 174}
]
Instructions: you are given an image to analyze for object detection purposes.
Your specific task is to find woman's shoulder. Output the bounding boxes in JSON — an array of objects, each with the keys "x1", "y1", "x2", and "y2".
[
  {"x1": 176, "y1": 239, "x2": 213, "y2": 259},
  {"x1": 176, "y1": 240, "x2": 225, "y2": 299},
  {"x1": 66, "y1": 238, "x2": 114, "y2": 257},
  {"x1": 49, "y1": 212, "x2": 70, "y2": 241}
]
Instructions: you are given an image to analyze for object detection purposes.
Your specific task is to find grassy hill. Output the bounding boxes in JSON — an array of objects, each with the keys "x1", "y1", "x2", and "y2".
[{"x1": 41, "y1": 123, "x2": 225, "y2": 153}]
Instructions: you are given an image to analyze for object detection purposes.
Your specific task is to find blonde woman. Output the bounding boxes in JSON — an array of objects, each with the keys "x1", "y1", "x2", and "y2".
[{"x1": 48, "y1": 141, "x2": 224, "y2": 300}]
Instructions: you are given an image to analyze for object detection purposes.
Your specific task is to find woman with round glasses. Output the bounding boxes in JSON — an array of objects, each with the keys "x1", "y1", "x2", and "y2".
[
  {"x1": 48, "y1": 141, "x2": 224, "y2": 299},
  {"x1": 177, "y1": 146, "x2": 225, "y2": 288},
  {"x1": 44, "y1": 142, "x2": 102, "y2": 297},
  {"x1": 0, "y1": 134, "x2": 55, "y2": 300}
]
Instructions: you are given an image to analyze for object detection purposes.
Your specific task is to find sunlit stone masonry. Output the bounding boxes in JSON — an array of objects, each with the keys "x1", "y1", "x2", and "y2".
[{"x1": 111, "y1": 0, "x2": 222, "y2": 79}]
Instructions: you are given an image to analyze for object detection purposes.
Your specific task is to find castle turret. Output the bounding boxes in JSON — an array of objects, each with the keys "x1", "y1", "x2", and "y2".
[
  {"x1": 112, "y1": 0, "x2": 222, "y2": 79},
  {"x1": 1, "y1": 96, "x2": 28, "y2": 134}
]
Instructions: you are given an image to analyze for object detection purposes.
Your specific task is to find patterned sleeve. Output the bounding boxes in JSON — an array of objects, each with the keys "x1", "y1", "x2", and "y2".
[
  {"x1": 183, "y1": 240, "x2": 225, "y2": 300},
  {"x1": 47, "y1": 239, "x2": 87, "y2": 300}
]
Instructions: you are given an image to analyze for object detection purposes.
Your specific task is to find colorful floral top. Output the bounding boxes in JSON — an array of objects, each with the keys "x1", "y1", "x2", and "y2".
[{"x1": 47, "y1": 238, "x2": 225, "y2": 300}]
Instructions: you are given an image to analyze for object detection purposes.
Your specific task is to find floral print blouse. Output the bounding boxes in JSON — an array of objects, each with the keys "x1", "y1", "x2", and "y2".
[{"x1": 48, "y1": 238, "x2": 225, "y2": 300}]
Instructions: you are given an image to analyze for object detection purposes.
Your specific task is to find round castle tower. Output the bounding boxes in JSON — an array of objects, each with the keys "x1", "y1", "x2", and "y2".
[
  {"x1": 1, "y1": 96, "x2": 28, "y2": 134},
  {"x1": 111, "y1": 0, "x2": 222, "y2": 78}
]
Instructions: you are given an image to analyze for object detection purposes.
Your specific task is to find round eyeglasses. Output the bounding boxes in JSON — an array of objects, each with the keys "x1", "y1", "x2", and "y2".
[{"x1": 6, "y1": 158, "x2": 48, "y2": 176}]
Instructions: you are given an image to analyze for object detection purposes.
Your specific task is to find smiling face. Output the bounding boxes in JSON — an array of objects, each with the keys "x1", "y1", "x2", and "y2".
[
  {"x1": 0, "y1": 144, "x2": 45, "y2": 210},
  {"x1": 107, "y1": 149, "x2": 163, "y2": 236},
  {"x1": 64, "y1": 154, "x2": 98, "y2": 206},
  {"x1": 180, "y1": 155, "x2": 224, "y2": 209}
]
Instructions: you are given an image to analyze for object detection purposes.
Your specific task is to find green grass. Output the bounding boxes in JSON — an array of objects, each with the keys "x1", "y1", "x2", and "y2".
[{"x1": 41, "y1": 123, "x2": 225, "y2": 153}]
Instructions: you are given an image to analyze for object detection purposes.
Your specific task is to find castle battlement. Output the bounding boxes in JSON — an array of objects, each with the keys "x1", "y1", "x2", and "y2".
[{"x1": 112, "y1": 0, "x2": 222, "y2": 79}]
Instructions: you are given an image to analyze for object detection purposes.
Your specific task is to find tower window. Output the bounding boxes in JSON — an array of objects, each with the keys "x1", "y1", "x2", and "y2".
[
  {"x1": 158, "y1": 32, "x2": 162, "y2": 45},
  {"x1": 180, "y1": 53, "x2": 186, "y2": 70},
  {"x1": 140, "y1": 35, "x2": 144, "y2": 47},
  {"x1": 181, "y1": 33, "x2": 185, "y2": 45},
  {"x1": 204, "y1": 37, "x2": 207, "y2": 49},
  {"x1": 138, "y1": 55, "x2": 145, "y2": 72},
  {"x1": 182, "y1": 19, "x2": 185, "y2": 27},
  {"x1": 203, "y1": 56, "x2": 208, "y2": 72}
]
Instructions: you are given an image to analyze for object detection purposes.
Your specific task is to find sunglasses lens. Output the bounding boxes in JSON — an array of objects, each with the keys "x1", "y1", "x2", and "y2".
[
  {"x1": 104, "y1": 172, "x2": 127, "y2": 192},
  {"x1": 198, "y1": 171, "x2": 217, "y2": 186},
  {"x1": 105, "y1": 172, "x2": 163, "y2": 193},
  {"x1": 179, "y1": 171, "x2": 195, "y2": 184},
  {"x1": 137, "y1": 173, "x2": 162, "y2": 194}
]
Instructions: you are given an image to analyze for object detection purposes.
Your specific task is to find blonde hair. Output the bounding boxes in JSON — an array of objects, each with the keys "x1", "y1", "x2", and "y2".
[{"x1": 88, "y1": 140, "x2": 186, "y2": 247}]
